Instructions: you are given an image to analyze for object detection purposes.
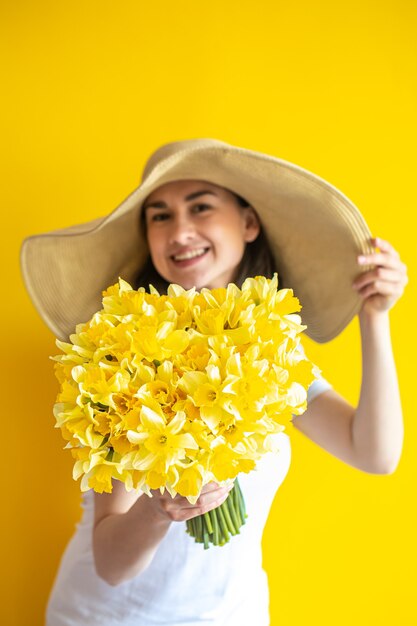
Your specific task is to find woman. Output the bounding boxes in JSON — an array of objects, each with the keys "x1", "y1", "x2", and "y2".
[{"x1": 20, "y1": 139, "x2": 407, "y2": 625}]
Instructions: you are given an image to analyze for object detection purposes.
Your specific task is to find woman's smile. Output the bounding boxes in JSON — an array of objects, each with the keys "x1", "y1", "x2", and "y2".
[{"x1": 170, "y1": 246, "x2": 211, "y2": 266}]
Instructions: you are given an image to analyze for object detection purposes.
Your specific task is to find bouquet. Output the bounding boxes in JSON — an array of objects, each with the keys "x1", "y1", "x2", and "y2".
[{"x1": 52, "y1": 274, "x2": 321, "y2": 548}]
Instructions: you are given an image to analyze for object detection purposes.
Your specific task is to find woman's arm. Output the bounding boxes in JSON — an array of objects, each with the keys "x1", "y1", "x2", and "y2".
[
  {"x1": 292, "y1": 311, "x2": 403, "y2": 473},
  {"x1": 93, "y1": 480, "x2": 233, "y2": 586},
  {"x1": 292, "y1": 237, "x2": 407, "y2": 474},
  {"x1": 352, "y1": 309, "x2": 403, "y2": 472}
]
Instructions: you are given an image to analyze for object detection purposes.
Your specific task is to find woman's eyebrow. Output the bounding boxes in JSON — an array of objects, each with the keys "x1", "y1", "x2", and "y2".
[{"x1": 142, "y1": 190, "x2": 217, "y2": 211}]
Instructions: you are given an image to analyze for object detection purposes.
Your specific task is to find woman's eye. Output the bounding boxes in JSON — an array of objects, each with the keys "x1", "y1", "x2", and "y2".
[
  {"x1": 150, "y1": 213, "x2": 170, "y2": 222},
  {"x1": 193, "y1": 204, "x2": 211, "y2": 213}
]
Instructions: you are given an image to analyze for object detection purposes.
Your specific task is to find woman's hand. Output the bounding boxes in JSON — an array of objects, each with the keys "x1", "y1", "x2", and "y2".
[
  {"x1": 352, "y1": 237, "x2": 408, "y2": 317},
  {"x1": 148, "y1": 481, "x2": 234, "y2": 523}
]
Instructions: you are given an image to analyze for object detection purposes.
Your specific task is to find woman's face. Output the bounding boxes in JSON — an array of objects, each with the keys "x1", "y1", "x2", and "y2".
[{"x1": 142, "y1": 179, "x2": 260, "y2": 290}]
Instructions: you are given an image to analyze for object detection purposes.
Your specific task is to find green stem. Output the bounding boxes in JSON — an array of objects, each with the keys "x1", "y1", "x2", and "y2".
[
  {"x1": 233, "y1": 488, "x2": 242, "y2": 526},
  {"x1": 220, "y1": 501, "x2": 237, "y2": 535},
  {"x1": 209, "y1": 508, "x2": 220, "y2": 546},
  {"x1": 227, "y1": 496, "x2": 240, "y2": 533},
  {"x1": 216, "y1": 504, "x2": 230, "y2": 543},
  {"x1": 235, "y1": 479, "x2": 247, "y2": 523},
  {"x1": 196, "y1": 513, "x2": 203, "y2": 542},
  {"x1": 203, "y1": 524, "x2": 209, "y2": 550},
  {"x1": 204, "y1": 511, "x2": 213, "y2": 534}
]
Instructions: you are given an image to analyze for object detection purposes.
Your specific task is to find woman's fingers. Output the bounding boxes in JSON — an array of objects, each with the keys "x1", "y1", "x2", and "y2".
[
  {"x1": 353, "y1": 236, "x2": 408, "y2": 314},
  {"x1": 352, "y1": 267, "x2": 405, "y2": 290},
  {"x1": 354, "y1": 237, "x2": 408, "y2": 291},
  {"x1": 356, "y1": 280, "x2": 405, "y2": 299},
  {"x1": 370, "y1": 236, "x2": 400, "y2": 258},
  {"x1": 151, "y1": 482, "x2": 234, "y2": 522},
  {"x1": 194, "y1": 483, "x2": 233, "y2": 508},
  {"x1": 357, "y1": 236, "x2": 405, "y2": 270},
  {"x1": 165, "y1": 490, "x2": 230, "y2": 522},
  {"x1": 358, "y1": 251, "x2": 404, "y2": 270}
]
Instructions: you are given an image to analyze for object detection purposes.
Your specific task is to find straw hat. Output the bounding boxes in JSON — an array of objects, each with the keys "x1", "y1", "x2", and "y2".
[{"x1": 20, "y1": 138, "x2": 374, "y2": 343}]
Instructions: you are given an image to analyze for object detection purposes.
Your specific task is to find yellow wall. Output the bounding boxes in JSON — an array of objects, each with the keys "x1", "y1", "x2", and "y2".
[{"x1": 2, "y1": 1, "x2": 416, "y2": 624}]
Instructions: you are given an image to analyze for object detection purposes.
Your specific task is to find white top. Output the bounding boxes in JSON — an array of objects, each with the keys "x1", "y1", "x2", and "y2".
[{"x1": 46, "y1": 376, "x2": 332, "y2": 626}]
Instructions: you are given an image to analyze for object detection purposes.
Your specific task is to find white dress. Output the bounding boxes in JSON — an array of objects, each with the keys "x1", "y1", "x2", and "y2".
[{"x1": 46, "y1": 377, "x2": 332, "y2": 626}]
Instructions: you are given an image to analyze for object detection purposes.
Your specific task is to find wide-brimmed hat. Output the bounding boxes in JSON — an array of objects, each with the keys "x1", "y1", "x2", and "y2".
[{"x1": 20, "y1": 138, "x2": 374, "y2": 343}]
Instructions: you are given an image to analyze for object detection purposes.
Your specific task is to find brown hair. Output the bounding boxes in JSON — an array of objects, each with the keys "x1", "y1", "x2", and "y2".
[{"x1": 133, "y1": 191, "x2": 278, "y2": 293}]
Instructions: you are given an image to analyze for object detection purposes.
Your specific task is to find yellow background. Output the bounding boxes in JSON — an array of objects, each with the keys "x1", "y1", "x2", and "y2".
[{"x1": 2, "y1": 1, "x2": 416, "y2": 624}]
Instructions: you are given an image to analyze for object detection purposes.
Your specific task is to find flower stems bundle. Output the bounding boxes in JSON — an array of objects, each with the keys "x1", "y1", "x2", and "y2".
[
  {"x1": 186, "y1": 478, "x2": 247, "y2": 549},
  {"x1": 52, "y1": 274, "x2": 321, "y2": 547}
]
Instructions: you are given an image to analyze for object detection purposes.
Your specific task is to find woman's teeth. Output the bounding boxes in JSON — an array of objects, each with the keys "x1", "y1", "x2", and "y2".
[{"x1": 172, "y1": 248, "x2": 208, "y2": 261}]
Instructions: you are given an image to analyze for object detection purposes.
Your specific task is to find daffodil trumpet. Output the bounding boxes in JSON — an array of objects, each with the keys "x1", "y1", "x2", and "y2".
[{"x1": 51, "y1": 274, "x2": 321, "y2": 548}]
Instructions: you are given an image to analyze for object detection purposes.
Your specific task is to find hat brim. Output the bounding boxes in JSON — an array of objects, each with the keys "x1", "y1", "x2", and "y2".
[{"x1": 20, "y1": 141, "x2": 374, "y2": 342}]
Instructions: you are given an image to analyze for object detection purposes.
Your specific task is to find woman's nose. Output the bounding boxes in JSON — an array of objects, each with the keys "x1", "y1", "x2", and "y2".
[{"x1": 168, "y1": 215, "x2": 197, "y2": 244}]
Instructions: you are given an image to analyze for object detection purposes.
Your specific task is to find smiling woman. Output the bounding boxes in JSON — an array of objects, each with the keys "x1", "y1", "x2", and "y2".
[{"x1": 19, "y1": 138, "x2": 406, "y2": 626}]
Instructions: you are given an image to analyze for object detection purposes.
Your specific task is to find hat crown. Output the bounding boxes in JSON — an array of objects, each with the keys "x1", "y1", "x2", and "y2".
[{"x1": 141, "y1": 138, "x2": 230, "y2": 182}]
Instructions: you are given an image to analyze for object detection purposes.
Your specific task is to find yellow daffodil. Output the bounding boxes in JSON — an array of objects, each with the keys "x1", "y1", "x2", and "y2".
[
  {"x1": 126, "y1": 405, "x2": 199, "y2": 472},
  {"x1": 174, "y1": 462, "x2": 205, "y2": 499}
]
